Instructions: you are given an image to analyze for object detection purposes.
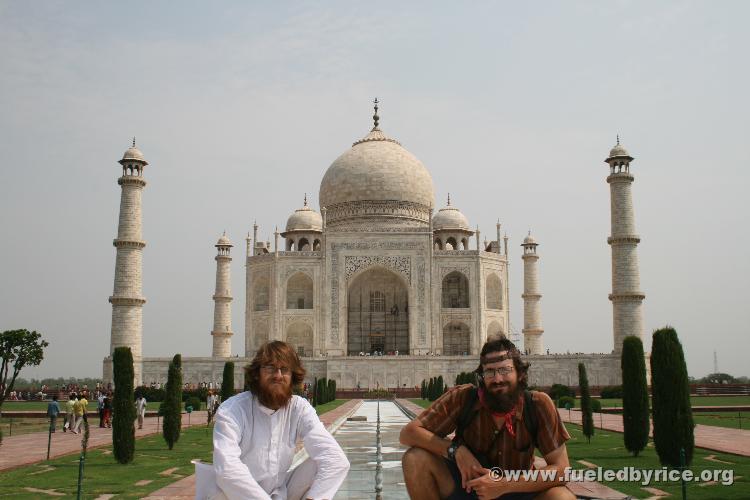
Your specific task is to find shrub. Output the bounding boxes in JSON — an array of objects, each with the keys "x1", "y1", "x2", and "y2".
[
  {"x1": 364, "y1": 389, "x2": 392, "y2": 400},
  {"x1": 591, "y1": 399, "x2": 602, "y2": 412},
  {"x1": 600, "y1": 385, "x2": 623, "y2": 399},
  {"x1": 135, "y1": 385, "x2": 166, "y2": 402},
  {"x1": 558, "y1": 396, "x2": 575, "y2": 409},
  {"x1": 549, "y1": 384, "x2": 574, "y2": 402},
  {"x1": 182, "y1": 387, "x2": 208, "y2": 403},
  {"x1": 184, "y1": 396, "x2": 201, "y2": 412},
  {"x1": 112, "y1": 347, "x2": 135, "y2": 464}
]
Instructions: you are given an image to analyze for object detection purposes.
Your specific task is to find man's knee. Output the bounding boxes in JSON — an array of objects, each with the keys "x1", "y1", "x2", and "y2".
[
  {"x1": 537, "y1": 485, "x2": 576, "y2": 500},
  {"x1": 402, "y1": 446, "x2": 434, "y2": 472}
]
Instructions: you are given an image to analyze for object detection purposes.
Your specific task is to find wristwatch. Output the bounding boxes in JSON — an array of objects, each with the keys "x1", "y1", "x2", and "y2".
[{"x1": 447, "y1": 442, "x2": 460, "y2": 461}]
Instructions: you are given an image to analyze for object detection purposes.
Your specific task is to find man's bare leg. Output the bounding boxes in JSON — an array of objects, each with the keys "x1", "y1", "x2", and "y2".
[
  {"x1": 402, "y1": 447, "x2": 456, "y2": 500},
  {"x1": 535, "y1": 485, "x2": 577, "y2": 500}
]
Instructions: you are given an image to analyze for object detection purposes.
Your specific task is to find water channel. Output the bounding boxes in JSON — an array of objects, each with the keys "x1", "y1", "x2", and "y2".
[{"x1": 332, "y1": 400, "x2": 411, "y2": 499}]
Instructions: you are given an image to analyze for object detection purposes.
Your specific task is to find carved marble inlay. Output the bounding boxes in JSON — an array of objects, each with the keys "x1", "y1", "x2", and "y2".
[
  {"x1": 344, "y1": 256, "x2": 411, "y2": 283},
  {"x1": 440, "y1": 266, "x2": 470, "y2": 280}
]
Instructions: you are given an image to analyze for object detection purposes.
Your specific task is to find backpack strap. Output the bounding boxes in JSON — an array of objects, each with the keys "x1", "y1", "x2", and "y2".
[
  {"x1": 453, "y1": 386, "x2": 479, "y2": 444},
  {"x1": 523, "y1": 390, "x2": 539, "y2": 449}
]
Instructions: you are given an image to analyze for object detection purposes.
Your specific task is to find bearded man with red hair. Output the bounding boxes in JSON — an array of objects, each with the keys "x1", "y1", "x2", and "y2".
[{"x1": 212, "y1": 341, "x2": 349, "y2": 500}]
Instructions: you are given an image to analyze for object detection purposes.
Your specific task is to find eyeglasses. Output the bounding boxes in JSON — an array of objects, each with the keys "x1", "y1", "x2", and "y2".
[
  {"x1": 482, "y1": 366, "x2": 514, "y2": 379},
  {"x1": 261, "y1": 365, "x2": 292, "y2": 376}
]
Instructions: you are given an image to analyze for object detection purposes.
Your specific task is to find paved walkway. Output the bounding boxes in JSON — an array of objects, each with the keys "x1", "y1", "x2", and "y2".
[
  {"x1": 560, "y1": 408, "x2": 750, "y2": 457},
  {"x1": 0, "y1": 411, "x2": 209, "y2": 472},
  {"x1": 144, "y1": 399, "x2": 362, "y2": 500}
]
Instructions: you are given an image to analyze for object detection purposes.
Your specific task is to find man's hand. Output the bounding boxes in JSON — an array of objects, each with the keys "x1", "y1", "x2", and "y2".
[
  {"x1": 454, "y1": 445, "x2": 484, "y2": 492},
  {"x1": 467, "y1": 466, "x2": 514, "y2": 500}
]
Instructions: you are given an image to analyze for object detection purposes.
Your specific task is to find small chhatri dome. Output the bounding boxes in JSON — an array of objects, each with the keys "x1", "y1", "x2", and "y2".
[
  {"x1": 319, "y1": 99, "x2": 435, "y2": 211},
  {"x1": 285, "y1": 194, "x2": 323, "y2": 232},
  {"x1": 216, "y1": 232, "x2": 232, "y2": 247},
  {"x1": 432, "y1": 194, "x2": 471, "y2": 231},
  {"x1": 522, "y1": 231, "x2": 537, "y2": 245},
  {"x1": 120, "y1": 137, "x2": 148, "y2": 165},
  {"x1": 607, "y1": 135, "x2": 632, "y2": 160}
]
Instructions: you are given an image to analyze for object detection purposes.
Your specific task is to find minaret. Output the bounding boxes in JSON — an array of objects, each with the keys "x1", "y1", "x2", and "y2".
[
  {"x1": 212, "y1": 232, "x2": 234, "y2": 357},
  {"x1": 606, "y1": 138, "x2": 645, "y2": 354},
  {"x1": 521, "y1": 231, "x2": 544, "y2": 355},
  {"x1": 108, "y1": 139, "x2": 147, "y2": 386}
]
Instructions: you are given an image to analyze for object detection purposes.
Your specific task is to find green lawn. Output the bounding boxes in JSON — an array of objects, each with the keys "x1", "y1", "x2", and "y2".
[
  {"x1": 409, "y1": 398, "x2": 432, "y2": 409},
  {"x1": 564, "y1": 423, "x2": 749, "y2": 499},
  {"x1": 595, "y1": 395, "x2": 750, "y2": 408},
  {"x1": 0, "y1": 425, "x2": 214, "y2": 499},
  {"x1": 1, "y1": 401, "x2": 163, "y2": 412},
  {"x1": 0, "y1": 417, "x2": 106, "y2": 437},
  {"x1": 692, "y1": 412, "x2": 750, "y2": 430},
  {"x1": 314, "y1": 399, "x2": 348, "y2": 415}
]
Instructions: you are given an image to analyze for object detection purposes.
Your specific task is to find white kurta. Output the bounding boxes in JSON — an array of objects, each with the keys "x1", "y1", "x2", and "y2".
[{"x1": 213, "y1": 391, "x2": 349, "y2": 500}]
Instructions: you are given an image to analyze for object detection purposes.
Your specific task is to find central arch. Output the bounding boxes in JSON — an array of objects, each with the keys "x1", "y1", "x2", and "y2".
[{"x1": 347, "y1": 266, "x2": 409, "y2": 355}]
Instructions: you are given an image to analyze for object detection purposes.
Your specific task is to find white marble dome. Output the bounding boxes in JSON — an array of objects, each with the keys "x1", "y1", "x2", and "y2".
[
  {"x1": 319, "y1": 128, "x2": 435, "y2": 209},
  {"x1": 608, "y1": 143, "x2": 630, "y2": 158},
  {"x1": 285, "y1": 204, "x2": 322, "y2": 232},
  {"x1": 433, "y1": 205, "x2": 470, "y2": 231},
  {"x1": 121, "y1": 145, "x2": 147, "y2": 164},
  {"x1": 523, "y1": 233, "x2": 537, "y2": 245},
  {"x1": 216, "y1": 233, "x2": 232, "y2": 246}
]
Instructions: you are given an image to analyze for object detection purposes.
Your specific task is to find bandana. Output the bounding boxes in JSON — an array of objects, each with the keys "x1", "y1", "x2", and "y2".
[{"x1": 478, "y1": 388, "x2": 517, "y2": 438}]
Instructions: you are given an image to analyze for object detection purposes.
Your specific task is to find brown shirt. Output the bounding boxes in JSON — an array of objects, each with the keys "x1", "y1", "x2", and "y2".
[{"x1": 416, "y1": 385, "x2": 570, "y2": 470}]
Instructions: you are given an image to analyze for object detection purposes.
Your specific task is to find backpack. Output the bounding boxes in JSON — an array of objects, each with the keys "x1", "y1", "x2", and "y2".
[{"x1": 453, "y1": 387, "x2": 539, "y2": 463}]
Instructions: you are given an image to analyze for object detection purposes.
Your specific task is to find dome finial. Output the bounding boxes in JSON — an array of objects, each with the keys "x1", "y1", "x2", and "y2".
[
  {"x1": 372, "y1": 97, "x2": 380, "y2": 130},
  {"x1": 616, "y1": 134, "x2": 620, "y2": 145},
  {"x1": 303, "y1": 193, "x2": 308, "y2": 207},
  {"x1": 132, "y1": 137, "x2": 136, "y2": 147},
  {"x1": 447, "y1": 193, "x2": 451, "y2": 206}
]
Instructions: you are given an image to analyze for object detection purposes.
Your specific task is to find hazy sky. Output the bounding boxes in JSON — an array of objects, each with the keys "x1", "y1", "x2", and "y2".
[{"x1": 2, "y1": 1, "x2": 748, "y2": 381}]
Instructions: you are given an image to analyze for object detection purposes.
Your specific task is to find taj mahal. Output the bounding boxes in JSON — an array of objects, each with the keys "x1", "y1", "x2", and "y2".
[{"x1": 103, "y1": 101, "x2": 645, "y2": 390}]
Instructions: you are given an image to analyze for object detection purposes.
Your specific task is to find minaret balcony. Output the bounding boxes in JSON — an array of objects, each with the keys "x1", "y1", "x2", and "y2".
[
  {"x1": 117, "y1": 176, "x2": 147, "y2": 187},
  {"x1": 109, "y1": 296, "x2": 146, "y2": 306},
  {"x1": 607, "y1": 235, "x2": 641, "y2": 245},
  {"x1": 608, "y1": 292, "x2": 646, "y2": 302}
]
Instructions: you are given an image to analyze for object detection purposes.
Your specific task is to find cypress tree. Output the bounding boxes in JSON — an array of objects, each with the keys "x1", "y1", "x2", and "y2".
[
  {"x1": 651, "y1": 327, "x2": 694, "y2": 467},
  {"x1": 420, "y1": 380, "x2": 426, "y2": 399},
  {"x1": 578, "y1": 363, "x2": 594, "y2": 443},
  {"x1": 437, "y1": 375, "x2": 444, "y2": 396},
  {"x1": 162, "y1": 354, "x2": 183, "y2": 450},
  {"x1": 316, "y1": 378, "x2": 326, "y2": 404},
  {"x1": 427, "y1": 378, "x2": 435, "y2": 401},
  {"x1": 221, "y1": 361, "x2": 235, "y2": 403},
  {"x1": 621, "y1": 336, "x2": 650, "y2": 457},
  {"x1": 327, "y1": 379, "x2": 335, "y2": 402},
  {"x1": 312, "y1": 377, "x2": 317, "y2": 407},
  {"x1": 112, "y1": 347, "x2": 136, "y2": 464}
]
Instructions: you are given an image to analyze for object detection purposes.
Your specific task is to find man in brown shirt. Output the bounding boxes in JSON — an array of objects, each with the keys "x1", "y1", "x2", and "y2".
[{"x1": 400, "y1": 338, "x2": 575, "y2": 499}]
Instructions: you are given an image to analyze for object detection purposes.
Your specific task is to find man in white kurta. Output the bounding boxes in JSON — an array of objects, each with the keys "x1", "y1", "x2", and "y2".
[{"x1": 212, "y1": 341, "x2": 349, "y2": 500}]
